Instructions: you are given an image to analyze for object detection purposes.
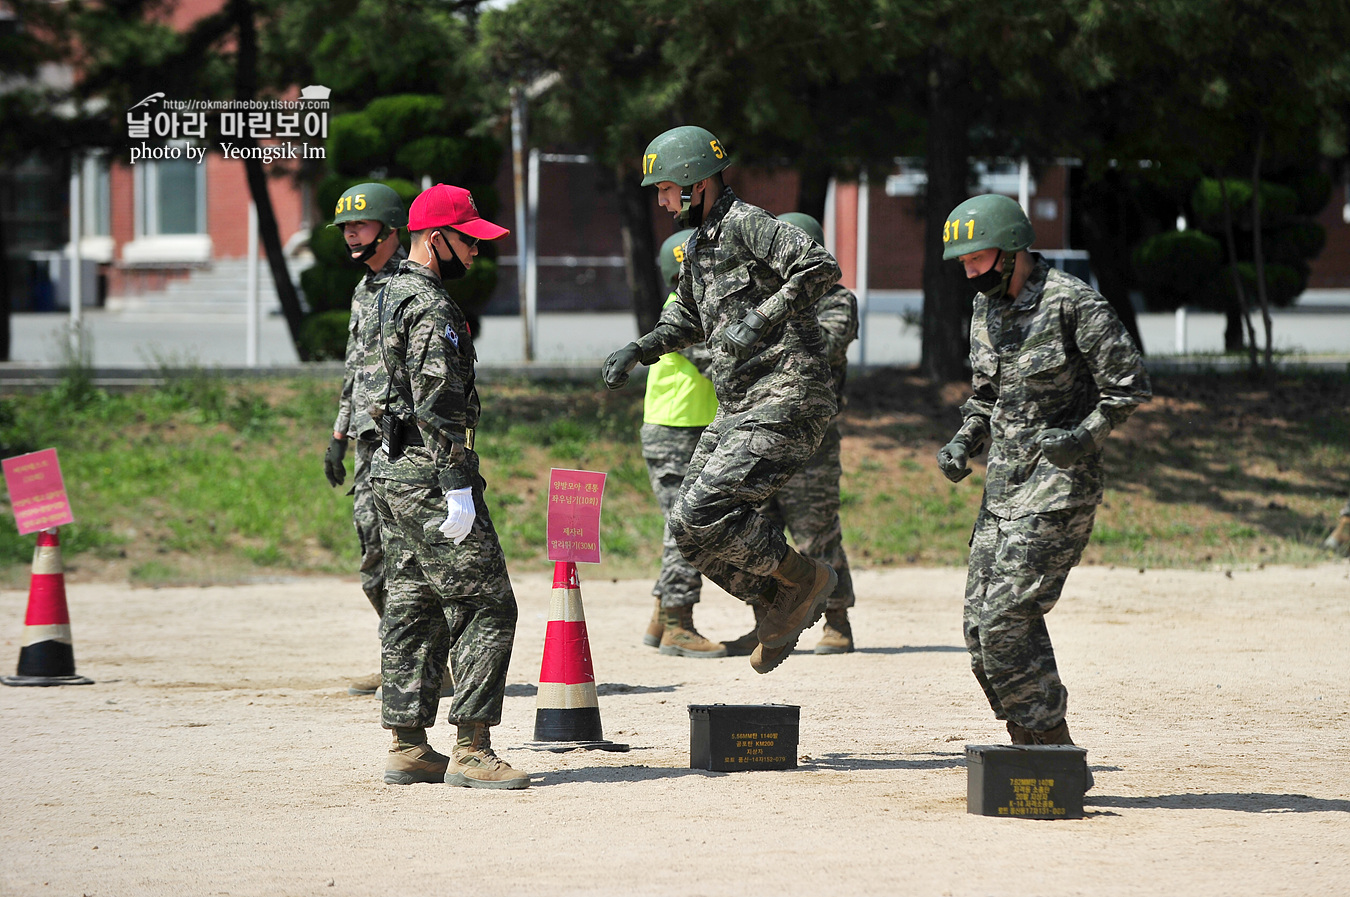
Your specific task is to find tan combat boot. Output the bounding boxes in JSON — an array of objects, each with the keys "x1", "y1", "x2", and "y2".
[
  {"x1": 383, "y1": 728, "x2": 450, "y2": 785},
  {"x1": 643, "y1": 598, "x2": 664, "y2": 648},
  {"x1": 723, "y1": 603, "x2": 766, "y2": 657},
  {"x1": 348, "y1": 672, "x2": 382, "y2": 695},
  {"x1": 1031, "y1": 719, "x2": 1094, "y2": 791},
  {"x1": 750, "y1": 639, "x2": 794, "y2": 674},
  {"x1": 758, "y1": 547, "x2": 835, "y2": 649},
  {"x1": 445, "y1": 724, "x2": 530, "y2": 790},
  {"x1": 659, "y1": 605, "x2": 727, "y2": 658},
  {"x1": 1006, "y1": 721, "x2": 1035, "y2": 745},
  {"x1": 814, "y1": 608, "x2": 854, "y2": 654}
]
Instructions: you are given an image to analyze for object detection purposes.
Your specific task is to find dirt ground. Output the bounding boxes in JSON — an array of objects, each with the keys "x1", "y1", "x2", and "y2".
[{"x1": 2, "y1": 562, "x2": 1348, "y2": 896}]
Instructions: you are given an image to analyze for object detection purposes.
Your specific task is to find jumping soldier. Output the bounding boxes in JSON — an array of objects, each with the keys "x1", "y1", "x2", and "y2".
[
  {"x1": 603, "y1": 125, "x2": 841, "y2": 674},
  {"x1": 725, "y1": 211, "x2": 860, "y2": 656},
  {"x1": 936, "y1": 193, "x2": 1150, "y2": 785},
  {"x1": 640, "y1": 228, "x2": 725, "y2": 658}
]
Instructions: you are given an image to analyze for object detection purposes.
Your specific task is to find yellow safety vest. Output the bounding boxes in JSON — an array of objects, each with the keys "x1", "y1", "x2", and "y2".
[{"x1": 643, "y1": 294, "x2": 718, "y2": 427}]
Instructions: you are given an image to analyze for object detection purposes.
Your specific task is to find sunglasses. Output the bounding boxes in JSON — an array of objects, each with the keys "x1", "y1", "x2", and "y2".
[{"x1": 442, "y1": 228, "x2": 479, "y2": 248}]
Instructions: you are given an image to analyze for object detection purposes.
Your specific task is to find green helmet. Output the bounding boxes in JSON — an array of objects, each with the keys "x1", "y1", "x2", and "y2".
[
  {"x1": 778, "y1": 212, "x2": 824, "y2": 247},
  {"x1": 941, "y1": 193, "x2": 1033, "y2": 260},
  {"x1": 658, "y1": 228, "x2": 695, "y2": 286},
  {"x1": 640, "y1": 126, "x2": 731, "y2": 188},
  {"x1": 330, "y1": 182, "x2": 407, "y2": 229}
]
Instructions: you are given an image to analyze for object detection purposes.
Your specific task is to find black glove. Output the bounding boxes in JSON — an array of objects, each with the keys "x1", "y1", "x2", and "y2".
[
  {"x1": 323, "y1": 436, "x2": 348, "y2": 487},
  {"x1": 936, "y1": 440, "x2": 972, "y2": 483},
  {"x1": 723, "y1": 309, "x2": 771, "y2": 360},
  {"x1": 602, "y1": 342, "x2": 643, "y2": 390},
  {"x1": 1038, "y1": 426, "x2": 1096, "y2": 468}
]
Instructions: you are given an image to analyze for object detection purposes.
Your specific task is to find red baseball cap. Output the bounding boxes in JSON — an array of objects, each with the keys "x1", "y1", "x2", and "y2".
[{"x1": 407, "y1": 184, "x2": 509, "y2": 240}]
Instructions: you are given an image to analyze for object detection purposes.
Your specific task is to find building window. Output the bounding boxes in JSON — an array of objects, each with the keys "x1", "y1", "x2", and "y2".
[
  {"x1": 135, "y1": 150, "x2": 206, "y2": 236},
  {"x1": 123, "y1": 144, "x2": 212, "y2": 266},
  {"x1": 82, "y1": 153, "x2": 111, "y2": 238}
]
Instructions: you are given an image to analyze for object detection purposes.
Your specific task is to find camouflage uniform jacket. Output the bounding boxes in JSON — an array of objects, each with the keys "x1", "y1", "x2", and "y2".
[
  {"x1": 361, "y1": 259, "x2": 478, "y2": 493},
  {"x1": 635, "y1": 188, "x2": 841, "y2": 417},
  {"x1": 957, "y1": 254, "x2": 1150, "y2": 519},
  {"x1": 332, "y1": 245, "x2": 408, "y2": 440},
  {"x1": 815, "y1": 282, "x2": 859, "y2": 407}
]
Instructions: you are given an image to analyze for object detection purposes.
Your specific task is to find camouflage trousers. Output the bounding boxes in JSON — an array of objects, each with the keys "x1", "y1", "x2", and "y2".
[
  {"x1": 963, "y1": 504, "x2": 1096, "y2": 731},
  {"x1": 669, "y1": 405, "x2": 828, "y2": 602},
  {"x1": 352, "y1": 437, "x2": 386, "y2": 617},
  {"x1": 372, "y1": 472, "x2": 517, "y2": 729},
  {"x1": 640, "y1": 423, "x2": 705, "y2": 609},
  {"x1": 761, "y1": 420, "x2": 855, "y2": 610}
]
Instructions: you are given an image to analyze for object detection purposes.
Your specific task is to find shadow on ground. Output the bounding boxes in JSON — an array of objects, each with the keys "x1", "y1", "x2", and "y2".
[
  {"x1": 805, "y1": 751, "x2": 966, "y2": 772},
  {"x1": 1087, "y1": 792, "x2": 1350, "y2": 813},
  {"x1": 505, "y1": 682, "x2": 680, "y2": 698},
  {"x1": 854, "y1": 645, "x2": 967, "y2": 655},
  {"x1": 532, "y1": 765, "x2": 738, "y2": 785}
]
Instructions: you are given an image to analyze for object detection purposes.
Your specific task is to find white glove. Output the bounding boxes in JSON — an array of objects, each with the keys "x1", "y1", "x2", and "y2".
[{"x1": 438, "y1": 487, "x2": 476, "y2": 545}]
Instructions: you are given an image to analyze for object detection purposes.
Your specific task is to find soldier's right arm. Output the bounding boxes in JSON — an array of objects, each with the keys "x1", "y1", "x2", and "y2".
[
  {"x1": 956, "y1": 324, "x2": 995, "y2": 455},
  {"x1": 402, "y1": 297, "x2": 473, "y2": 493}
]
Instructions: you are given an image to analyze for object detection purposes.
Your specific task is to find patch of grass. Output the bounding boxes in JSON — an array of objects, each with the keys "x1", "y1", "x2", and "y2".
[
  {"x1": 130, "y1": 559, "x2": 181, "y2": 585},
  {"x1": 0, "y1": 367, "x2": 1346, "y2": 585}
]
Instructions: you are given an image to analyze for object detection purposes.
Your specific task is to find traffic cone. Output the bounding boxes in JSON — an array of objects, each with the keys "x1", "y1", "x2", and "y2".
[
  {"x1": 2, "y1": 529, "x2": 93, "y2": 687},
  {"x1": 532, "y1": 562, "x2": 627, "y2": 751}
]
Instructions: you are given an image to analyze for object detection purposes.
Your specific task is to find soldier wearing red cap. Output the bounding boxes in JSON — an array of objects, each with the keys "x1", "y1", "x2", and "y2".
[{"x1": 360, "y1": 183, "x2": 529, "y2": 790}]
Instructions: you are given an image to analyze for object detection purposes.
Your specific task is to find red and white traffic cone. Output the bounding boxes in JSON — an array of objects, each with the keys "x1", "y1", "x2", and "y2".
[
  {"x1": 532, "y1": 562, "x2": 626, "y2": 751},
  {"x1": 2, "y1": 529, "x2": 93, "y2": 687}
]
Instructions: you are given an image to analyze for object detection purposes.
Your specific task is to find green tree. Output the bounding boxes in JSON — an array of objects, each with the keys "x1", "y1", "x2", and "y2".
[
  {"x1": 1044, "y1": 0, "x2": 1350, "y2": 371},
  {"x1": 0, "y1": 1, "x2": 122, "y2": 361},
  {"x1": 487, "y1": 0, "x2": 1350, "y2": 381},
  {"x1": 70, "y1": 0, "x2": 312, "y2": 355},
  {"x1": 480, "y1": 0, "x2": 685, "y2": 333},
  {"x1": 267, "y1": 0, "x2": 502, "y2": 353},
  {"x1": 66, "y1": 0, "x2": 503, "y2": 361}
]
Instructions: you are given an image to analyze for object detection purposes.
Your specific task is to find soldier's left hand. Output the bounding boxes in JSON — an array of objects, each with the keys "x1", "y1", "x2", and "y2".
[
  {"x1": 1038, "y1": 427, "x2": 1095, "y2": 468},
  {"x1": 324, "y1": 436, "x2": 348, "y2": 487},
  {"x1": 937, "y1": 441, "x2": 972, "y2": 482},
  {"x1": 602, "y1": 342, "x2": 643, "y2": 390},
  {"x1": 723, "y1": 310, "x2": 770, "y2": 360}
]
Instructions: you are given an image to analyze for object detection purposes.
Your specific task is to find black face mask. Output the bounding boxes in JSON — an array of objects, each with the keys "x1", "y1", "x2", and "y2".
[
  {"x1": 968, "y1": 249, "x2": 1011, "y2": 299},
  {"x1": 344, "y1": 225, "x2": 390, "y2": 267},
  {"x1": 431, "y1": 231, "x2": 468, "y2": 281}
]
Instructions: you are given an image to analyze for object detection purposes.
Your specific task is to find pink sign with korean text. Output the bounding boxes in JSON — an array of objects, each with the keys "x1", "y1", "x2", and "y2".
[
  {"x1": 546, "y1": 468, "x2": 607, "y2": 563},
  {"x1": 3, "y1": 449, "x2": 75, "y2": 535}
]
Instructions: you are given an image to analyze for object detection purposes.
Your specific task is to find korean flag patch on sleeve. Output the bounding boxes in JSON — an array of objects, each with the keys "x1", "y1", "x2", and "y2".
[{"x1": 444, "y1": 323, "x2": 459, "y2": 348}]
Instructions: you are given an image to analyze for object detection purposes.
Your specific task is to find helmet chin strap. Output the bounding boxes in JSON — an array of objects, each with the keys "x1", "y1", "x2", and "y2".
[
  {"x1": 677, "y1": 185, "x2": 704, "y2": 228},
  {"x1": 346, "y1": 224, "x2": 391, "y2": 266}
]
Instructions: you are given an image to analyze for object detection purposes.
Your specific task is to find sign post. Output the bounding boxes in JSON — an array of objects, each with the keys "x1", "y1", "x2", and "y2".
[
  {"x1": 3, "y1": 449, "x2": 75, "y2": 535},
  {"x1": 546, "y1": 468, "x2": 606, "y2": 564}
]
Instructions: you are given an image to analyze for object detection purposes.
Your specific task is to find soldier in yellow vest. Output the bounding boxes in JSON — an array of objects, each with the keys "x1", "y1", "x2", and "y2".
[{"x1": 640, "y1": 229, "x2": 725, "y2": 657}]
